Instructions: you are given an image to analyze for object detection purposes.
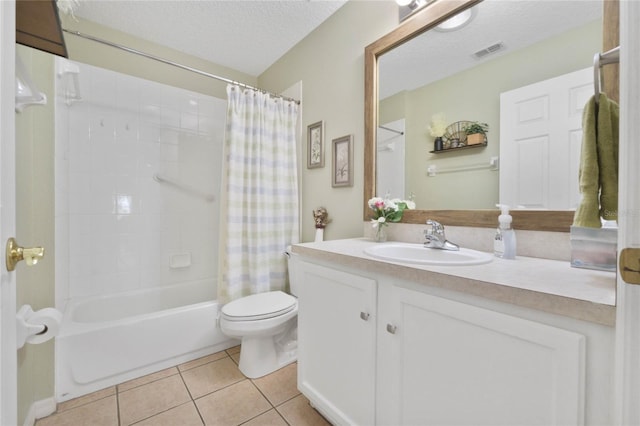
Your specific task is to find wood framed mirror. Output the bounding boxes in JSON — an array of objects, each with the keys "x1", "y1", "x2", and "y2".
[{"x1": 364, "y1": 0, "x2": 618, "y2": 232}]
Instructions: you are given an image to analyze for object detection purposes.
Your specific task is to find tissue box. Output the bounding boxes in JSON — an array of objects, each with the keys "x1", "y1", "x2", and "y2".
[{"x1": 570, "y1": 226, "x2": 617, "y2": 272}]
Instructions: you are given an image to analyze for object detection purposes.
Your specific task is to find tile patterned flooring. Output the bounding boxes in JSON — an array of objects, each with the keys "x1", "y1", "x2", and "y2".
[{"x1": 36, "y1": 346, "x2": 331, "y2": 426}]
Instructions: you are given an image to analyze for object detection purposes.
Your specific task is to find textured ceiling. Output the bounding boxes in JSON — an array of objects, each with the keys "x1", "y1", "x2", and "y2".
[{"x1": 71, "y1": 0, "x2": 348, "y2": 77}]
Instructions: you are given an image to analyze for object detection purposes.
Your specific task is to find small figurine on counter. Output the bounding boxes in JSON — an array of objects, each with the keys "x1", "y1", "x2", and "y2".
[
  {"x1": 313, "y1": 207, "x2": 331, "y2": 228},
  {"x1": 313, "y1": 207, "x2": 331, "y2": 242}
]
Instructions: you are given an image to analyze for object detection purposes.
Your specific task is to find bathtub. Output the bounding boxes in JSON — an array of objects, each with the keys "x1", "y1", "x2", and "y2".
[{"x1": 55, "y1": 280, "x2": 237, "y2": 402}]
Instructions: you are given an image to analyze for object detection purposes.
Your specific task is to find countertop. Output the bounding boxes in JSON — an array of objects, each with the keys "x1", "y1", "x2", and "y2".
[{"x1": 292, "y1": 238, "x2": 616, "y2": 326}]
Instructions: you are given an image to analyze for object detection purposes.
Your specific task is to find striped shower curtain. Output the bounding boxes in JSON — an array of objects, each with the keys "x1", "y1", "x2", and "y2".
[{"x1": 219, "y1": 84, "x2": 300, "y2": 303}]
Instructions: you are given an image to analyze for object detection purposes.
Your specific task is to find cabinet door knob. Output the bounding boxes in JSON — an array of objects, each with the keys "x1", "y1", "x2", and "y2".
[
  {"x1": 360, "y1": 312, "x2": 370, "y2": 321},
  {"x1": 386, "y1": 324, "x2": 397, "y2": 334}
]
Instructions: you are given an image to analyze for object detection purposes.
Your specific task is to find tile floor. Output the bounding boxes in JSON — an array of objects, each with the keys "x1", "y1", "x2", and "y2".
[{"x1": 36, "y1": 346, "x2": 331, "y2": 426}]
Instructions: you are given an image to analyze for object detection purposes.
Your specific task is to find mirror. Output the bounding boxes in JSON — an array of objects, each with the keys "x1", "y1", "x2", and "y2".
[{"x1": 364, "y1": 0, "x2": 616, "y2": 231}]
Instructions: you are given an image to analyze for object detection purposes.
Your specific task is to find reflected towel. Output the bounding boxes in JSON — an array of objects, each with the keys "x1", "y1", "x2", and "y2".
[{"x1": 573, "y1": 93, "x2": 619, "y2": 228}]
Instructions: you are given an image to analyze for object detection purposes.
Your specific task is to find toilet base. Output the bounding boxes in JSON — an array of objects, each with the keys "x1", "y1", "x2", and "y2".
[
  {"x1": 238, "y1": 337, "x2": 296, "y2": 378},
  {"x1": 237, "y1": 323, "x2": 297, "y2": 379}
]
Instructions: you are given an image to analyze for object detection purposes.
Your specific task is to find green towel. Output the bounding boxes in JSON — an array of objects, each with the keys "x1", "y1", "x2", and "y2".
[{"x1": 574, "y1": 93, "x2": 619, "y2": 228}]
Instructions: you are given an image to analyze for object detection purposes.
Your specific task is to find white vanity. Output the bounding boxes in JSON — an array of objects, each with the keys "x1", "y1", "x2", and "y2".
[{"x1": 291, "y1": 238, "x2": 615, "y2": 426}]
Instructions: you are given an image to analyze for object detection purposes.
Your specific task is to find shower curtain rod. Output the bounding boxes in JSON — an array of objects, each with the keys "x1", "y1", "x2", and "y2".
[
  {"x1": 62, "y1": 29, "x2": 300, "y2": 105},
  {"x1": 378, "y1": 125, "x2": 404, "y2": 135}
]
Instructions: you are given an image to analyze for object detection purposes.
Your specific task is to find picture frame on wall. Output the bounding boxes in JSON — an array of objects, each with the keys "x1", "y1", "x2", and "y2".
[
  {"x1": 307, "y1": 121, "x2": 324, "y2": 169},
  {"x1": 332, "y1": 135, "x2": 353, "y2": 187}
]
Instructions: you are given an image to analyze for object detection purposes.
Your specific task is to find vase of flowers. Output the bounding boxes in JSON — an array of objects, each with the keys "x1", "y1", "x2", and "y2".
[
  {"x1": 368, "y1": 196, "x2": 415, "y2": 242},
  {"x1": 374, "y1": 223, "x2": 388, "y2": 242}
]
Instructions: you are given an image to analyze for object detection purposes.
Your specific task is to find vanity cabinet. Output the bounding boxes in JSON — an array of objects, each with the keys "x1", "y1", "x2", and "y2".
[
  {"x1": 296, "y1": 261, "x2": 377, "y2": 425},
  {"x1": 293, "y1": 256, "x2": 605, "y2": 426}
]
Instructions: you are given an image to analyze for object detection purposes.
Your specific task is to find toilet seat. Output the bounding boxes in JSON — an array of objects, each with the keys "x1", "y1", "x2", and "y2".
[{"x1": 222, "y1": 291, "x2": 296, "y2": 321}]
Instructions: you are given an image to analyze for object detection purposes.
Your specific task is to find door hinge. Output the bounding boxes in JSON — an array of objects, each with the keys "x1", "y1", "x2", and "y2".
[{"x1": 620, "y1": 248, "x2": 640, "y2": 285}]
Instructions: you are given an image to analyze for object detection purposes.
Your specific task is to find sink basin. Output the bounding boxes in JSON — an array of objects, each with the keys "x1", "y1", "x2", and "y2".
[{"x1": 364, "y1": 243, "x2": 493, "y2": 266}]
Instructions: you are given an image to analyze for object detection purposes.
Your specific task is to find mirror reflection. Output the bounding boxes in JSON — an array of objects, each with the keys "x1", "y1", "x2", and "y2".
[{"x1": 377, "y1": 1, "x2": 603, "y2": 210}]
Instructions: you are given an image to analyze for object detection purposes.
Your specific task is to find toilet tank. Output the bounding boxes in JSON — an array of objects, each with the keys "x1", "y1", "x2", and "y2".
[{"x1": 286, "y1": 246, "x2": 300, "y2": 296}]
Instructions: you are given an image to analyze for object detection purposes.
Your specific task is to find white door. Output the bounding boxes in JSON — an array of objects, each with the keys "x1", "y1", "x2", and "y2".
[
  {"x1": 615, "y1": 2, "x2": 640, "y2": 423},
  {"x1": 0, "y1": 1, "x2": 17, "y2": 424},
  {"x1": 500, "y1": 67, "x2": 592, "y2": 209},
  {"x1": 376, "y1": 119, "x2": 405, "y2": 198}
]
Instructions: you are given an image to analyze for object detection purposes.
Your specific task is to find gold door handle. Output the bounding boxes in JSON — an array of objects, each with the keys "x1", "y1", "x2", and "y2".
[{"x1": 6, "y1": 238, "x2": 45, "y2": 271}]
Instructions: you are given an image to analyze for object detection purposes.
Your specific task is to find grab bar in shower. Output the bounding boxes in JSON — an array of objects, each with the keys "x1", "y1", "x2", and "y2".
[
  {"x1": 57, "y1": 58, "x2": 83, "y2": 106},
  {"x1": 153, "y1": 174, "x2": 215, "y2": 202}
]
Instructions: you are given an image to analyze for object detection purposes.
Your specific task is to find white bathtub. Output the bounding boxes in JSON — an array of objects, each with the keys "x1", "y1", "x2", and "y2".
[{"x1": 55, "y1": 280, "x2": 237, "y2": 402}]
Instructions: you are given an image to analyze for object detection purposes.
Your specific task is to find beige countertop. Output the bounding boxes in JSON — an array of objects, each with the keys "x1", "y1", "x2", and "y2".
[{"x1": 292, "y1": 238, "x2": 616, "y2": 326}]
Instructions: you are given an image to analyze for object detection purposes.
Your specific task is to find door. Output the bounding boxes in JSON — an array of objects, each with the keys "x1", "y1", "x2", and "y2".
[
  {"x1": 615, "y1": 1, "x2": 640, "y2": 423},
  {"x1": 0, "y1": 1, "x2": 17, "y2": 424},
  {"x1": 295, "y1": 260, "x2": 377, "y2": 426},
  {"x1": 376, "y1": 119, "x2": 405, "y2": 199},
  {"x1": 499, "y1": 67, "x2": 592, "y2": 209}
]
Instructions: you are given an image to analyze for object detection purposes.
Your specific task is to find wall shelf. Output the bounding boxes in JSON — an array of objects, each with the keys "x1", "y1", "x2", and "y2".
[
  {"x1": 430, "y1": 141, "x2": 487, "y2": 154},
  {"x1": 16, "y1": 0, "x2": 68, "y2": 58}
]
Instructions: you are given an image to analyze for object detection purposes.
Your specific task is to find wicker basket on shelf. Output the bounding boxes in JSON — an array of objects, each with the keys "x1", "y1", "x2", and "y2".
[{"x1": 442, "y1": 121, "x2": 473, "y2": 148}]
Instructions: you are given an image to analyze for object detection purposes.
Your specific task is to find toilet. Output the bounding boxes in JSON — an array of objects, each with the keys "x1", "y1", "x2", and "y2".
[{"x1": 219, "y1": 251, "x2": 299, "y2": 379}]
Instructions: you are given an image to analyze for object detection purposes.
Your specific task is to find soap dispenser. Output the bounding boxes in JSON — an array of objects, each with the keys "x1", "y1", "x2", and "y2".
[{"x1": 494, "y1": 204, "x2": 516, "y2": 259}]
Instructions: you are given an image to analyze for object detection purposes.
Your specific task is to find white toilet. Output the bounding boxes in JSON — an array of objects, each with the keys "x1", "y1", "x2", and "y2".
[{"x1": 219, "y1": 253, "x2": 299, "y2": 379}]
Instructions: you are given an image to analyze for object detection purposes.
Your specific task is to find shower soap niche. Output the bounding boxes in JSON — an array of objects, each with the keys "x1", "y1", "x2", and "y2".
[{"x1": 170, "y1": 253, "x2": 191, "y2": 269}]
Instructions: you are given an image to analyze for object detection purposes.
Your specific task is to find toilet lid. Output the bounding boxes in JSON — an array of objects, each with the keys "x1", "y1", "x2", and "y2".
[{"x1": 221, "y1": 291, "x2": 296, "y2": 321}]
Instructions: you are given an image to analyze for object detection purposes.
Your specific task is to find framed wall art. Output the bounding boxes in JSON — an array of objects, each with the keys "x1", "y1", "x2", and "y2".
[
  {"x1": 332, "y1": 135, "x2": 353, "y2": 187},
  {"x1": 307, "y1": 121, "x2": 324, "y2": 169}
]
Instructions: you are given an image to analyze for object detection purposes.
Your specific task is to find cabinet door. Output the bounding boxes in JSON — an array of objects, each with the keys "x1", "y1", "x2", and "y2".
[
  {"x1": 377, "y1": 284, "x2": 586, "y2": 426},
  {"x1": 296, "y1": 260, "x2": 377, "y2": 426}
]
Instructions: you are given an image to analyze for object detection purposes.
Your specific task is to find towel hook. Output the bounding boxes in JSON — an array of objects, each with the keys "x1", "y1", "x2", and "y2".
[
  {"x1": 593, "y1": 46, "x2": 620, "y2": 106},
  {"x1": 593, "y1": 52, "x2": 602, "y2": 104}
]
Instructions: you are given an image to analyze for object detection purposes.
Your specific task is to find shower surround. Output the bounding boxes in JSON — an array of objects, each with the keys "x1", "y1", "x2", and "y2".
[{"x1": 54, "y1": 58, "x2": 235, "y2": 400}]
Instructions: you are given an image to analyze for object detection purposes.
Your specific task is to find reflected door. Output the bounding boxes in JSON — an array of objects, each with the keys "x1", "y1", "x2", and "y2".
[
  {"x1": 499, "y1": 67, "x2": 592, "y2": 209},
  {"x1": 376, "y1": 119, "x2": 405, "y2": 199}
]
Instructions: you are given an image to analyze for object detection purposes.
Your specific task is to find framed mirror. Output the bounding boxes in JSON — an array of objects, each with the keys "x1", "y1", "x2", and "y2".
[{"x1": 364, "y1": 0, "x2": 617, "y2": 232}]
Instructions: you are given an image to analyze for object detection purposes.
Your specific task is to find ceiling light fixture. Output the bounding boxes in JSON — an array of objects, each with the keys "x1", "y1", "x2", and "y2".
[{"x1": 434, "y1": 8, "x2": 476, "y2": 32}]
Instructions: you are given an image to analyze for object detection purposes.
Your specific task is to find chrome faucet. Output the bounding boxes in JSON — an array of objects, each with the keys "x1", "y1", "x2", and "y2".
[{"x1": 424, "y1": 220, "x2": 460, "y2": 251}]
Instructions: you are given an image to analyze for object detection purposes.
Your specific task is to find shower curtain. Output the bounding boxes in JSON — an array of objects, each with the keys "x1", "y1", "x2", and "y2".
[{"x1": 220, "y1": 84, "x2": 300, "y2": 303}]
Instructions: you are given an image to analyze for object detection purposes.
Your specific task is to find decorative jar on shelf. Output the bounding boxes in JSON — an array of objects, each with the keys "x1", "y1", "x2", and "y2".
[
  {"x1": 433, "y1": 137, "x2": 443, "y2": 151},
  {"x1": 466, "y1": 133, "x2": 486, "y2": 145}
]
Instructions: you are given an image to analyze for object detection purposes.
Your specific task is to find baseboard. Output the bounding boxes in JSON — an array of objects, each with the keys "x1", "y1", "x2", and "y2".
[{"x1": 23, "y1": 397, "x2": 56, "y2": 426}]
